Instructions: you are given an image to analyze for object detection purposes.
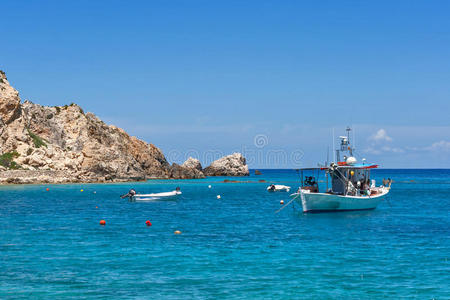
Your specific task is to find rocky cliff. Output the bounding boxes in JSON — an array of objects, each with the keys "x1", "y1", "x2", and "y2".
[
  {"x1": 0, "y1": 71, "x2": 174, "y2": 183},
  {"x1": 0, "y1": 71, "x2": 248, "y2": 183}
]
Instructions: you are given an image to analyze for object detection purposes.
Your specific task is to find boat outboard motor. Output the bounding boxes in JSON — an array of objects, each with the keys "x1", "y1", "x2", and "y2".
[
  {"x1": 120, "y1": 189, "x2": 136, "y2": 199},
  {"x1": 269, "y1": 184, "x2": 276, "y2": 191}
]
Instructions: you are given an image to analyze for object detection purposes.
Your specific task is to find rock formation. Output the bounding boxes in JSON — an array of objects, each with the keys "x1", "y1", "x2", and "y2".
[
  {"x1": 0, "y1": 71, "x2": 249, "y2": 183},
  {"x1": 0, "y1": 71, "x2": 172, "y2": 183},
  {"x1": 182, "y1": 157, "x2": 202, "y2": 171},
  {"x1": 169, "y1": 163, "x2": 205, "y2": 179},
  {"x1": 203, "y1": 153, "x2": 249, "y2": 176}
]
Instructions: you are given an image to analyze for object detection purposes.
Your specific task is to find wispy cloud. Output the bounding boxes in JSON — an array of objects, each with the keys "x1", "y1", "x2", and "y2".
[
  {"x1": 367, "y1": 140, "x2": 450, "y2": 156},
  {"x1": 364, "y1": 145, "x2": 404, "y2": 155},
  {"x1": 425, "y1": 140, "x2": 450, "y2": 152}
]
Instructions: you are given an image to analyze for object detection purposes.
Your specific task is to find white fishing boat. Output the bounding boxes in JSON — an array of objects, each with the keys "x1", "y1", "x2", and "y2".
[
  {"x1": 290, "y1": 127, "x2": 391, "y2": 213},
  {"x1": 267, "y1": 184, "x2": 291, "y2": 192}
]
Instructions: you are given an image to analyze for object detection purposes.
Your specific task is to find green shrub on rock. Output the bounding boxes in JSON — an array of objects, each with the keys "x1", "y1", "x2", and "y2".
[
  {"x1": 0, "y1": 151, "x2": 21, "y2": 169},
  {"x1": 27, "y1": 129, "x2": 47, "y2": 148}
]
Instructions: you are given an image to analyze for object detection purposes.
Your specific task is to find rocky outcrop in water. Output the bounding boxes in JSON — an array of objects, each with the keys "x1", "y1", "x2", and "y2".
[
  {"x1": 182, "y1": 157, "x2": 202, "y2": 171},
  {"x1": 0, "y1": 71, "x2": 249, "y2": 184},
  {"x1": 203, "y1": 153, "x2": 249, "y2": 176},
  {"x1": 169, "y1": 163, "x2": 205, "y2": 179}
]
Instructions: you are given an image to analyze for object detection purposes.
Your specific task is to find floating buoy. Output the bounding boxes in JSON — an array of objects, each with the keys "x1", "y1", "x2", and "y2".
[
  {"x1": 95, "y1": 206, "x2": 98, "y2": 209},
  {"x1": 174, "y1": 230, "x2": 181, "y2": 235},
  {"x1": 93, "y1": 191, "x2": 96, "y2": 194},
  {"x1": 208, "y1": 185, "x2": 212, "y2": 188},
  {"x1": 145, "y1": 220, "x2": 152, "y2": 227},
  {"x1": 46, "y1": 188, "x2": 49, "y2": 191},
  {"x1": 216, "y1": 195, "x2": 221, "y2": 199},
  {"x1": 280, "y1": 200, "x2": 284, "y2": 205},
  {"x1": 99, "y1": 220, "x2": 106, "y2": 225},
  {"x1": 80, "y1": 189, "x2": 84, "y2": 192}
]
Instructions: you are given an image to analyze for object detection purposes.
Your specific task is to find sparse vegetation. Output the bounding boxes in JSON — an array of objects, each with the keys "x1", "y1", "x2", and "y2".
[
  {"x1": 27, "y1": 148, "x2": 33, "y2": 156},
  {"x1": 27, "y1": 129, "x2": 47, "y2": 148},
  {"x1": 0, "y1": 151, "x2": 21, "y2": 169},
  {"x1": 55, "y1": 106, "x2": 61, "y2": 114}
]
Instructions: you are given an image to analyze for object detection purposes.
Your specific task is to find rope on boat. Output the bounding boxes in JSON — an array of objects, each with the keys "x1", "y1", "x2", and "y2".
[{"x1": 275, "y1": 193, "x2": 300, "y2": 214}]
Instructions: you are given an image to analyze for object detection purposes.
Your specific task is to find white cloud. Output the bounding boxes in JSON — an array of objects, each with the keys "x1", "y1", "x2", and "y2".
[
  {"x1": 425, "y1": 140, "x2": 450, "y2": 152},
  {"x1": 369, "y1": 129, "x2": 392, "y2": 143}
]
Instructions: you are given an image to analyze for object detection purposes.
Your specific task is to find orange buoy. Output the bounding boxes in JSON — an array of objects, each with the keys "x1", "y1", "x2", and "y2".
[
  {"x1": 95, "y1": 206, "x2": 98, "y2": 209},
  {"x1": 99, "y1": 220, "x2": 106, "y2": 226},
  {"x1": 174, "y1": 230, "x2": 181, "y2": 235},
  {"x1": 146, "y1": 220, "x2": 152, "y2": 227},
  {"x1": 46, "y1": 188, "x2": 49, "y2": 191},
  {"x1": 280, "y1": 200, "x2": 284, "y2": 205}
]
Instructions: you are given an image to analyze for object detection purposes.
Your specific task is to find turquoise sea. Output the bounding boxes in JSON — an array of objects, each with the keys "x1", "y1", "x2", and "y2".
[{"x1": 0, "y1": 169, "x2": 449, "y2": 299}]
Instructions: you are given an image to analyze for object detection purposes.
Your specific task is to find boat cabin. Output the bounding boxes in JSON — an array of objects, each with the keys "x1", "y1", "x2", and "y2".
[{"x1": 298, "y1": 164, "x2": 378, "y2": 196}]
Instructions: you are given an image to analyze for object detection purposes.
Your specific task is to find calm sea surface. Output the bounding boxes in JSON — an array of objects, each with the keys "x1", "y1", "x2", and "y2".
[{"x1": 0, "y1": 169, "x2": 449, "y2": 299}]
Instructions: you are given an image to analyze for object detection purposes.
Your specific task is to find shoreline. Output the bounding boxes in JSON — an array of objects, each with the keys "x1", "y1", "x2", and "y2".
[{"x1": 0, "y1": 169, "x2": 251, "y2": 185}]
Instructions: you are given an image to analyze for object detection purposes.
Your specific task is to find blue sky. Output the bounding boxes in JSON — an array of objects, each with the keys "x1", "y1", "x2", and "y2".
[{"x1": 1, "y1": 0, "x2": 449, "y2": 168}]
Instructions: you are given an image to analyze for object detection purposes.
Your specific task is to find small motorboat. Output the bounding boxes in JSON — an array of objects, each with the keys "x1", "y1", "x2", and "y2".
[
  {"x1": 267, "y1": 184, "x2": 291, "y2": 192},
  {"x1": 121, "y1": 187, "x2": 182, "y2": 201}
]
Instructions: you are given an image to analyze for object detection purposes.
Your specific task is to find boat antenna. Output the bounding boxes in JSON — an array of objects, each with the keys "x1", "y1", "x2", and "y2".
[
  {"x1": 332, "y1": 128, "x2": 336, "y2": 163},
  {"x1": 326, "y1": 146, "x2": 330, "y2": 167},
  {"x1": 353, "y1": 125, "x2": 356, "y2": 152}
]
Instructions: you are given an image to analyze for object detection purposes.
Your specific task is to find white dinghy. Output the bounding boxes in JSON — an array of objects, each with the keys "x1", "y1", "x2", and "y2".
[
  {"x1": 134, "y1": 190, "x2": 181, "y2": 201},
  {"x1": 267, "y1": 184, "x2": 291, "y2": 192},
  {"x1": 121, "y1": 187, "x2": 182, "y2": 201}
]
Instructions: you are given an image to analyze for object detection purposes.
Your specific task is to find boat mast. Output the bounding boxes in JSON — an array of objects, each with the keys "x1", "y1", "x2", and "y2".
[{"x1": 346, "y1": 126, "x2": 353, "y2": 156}]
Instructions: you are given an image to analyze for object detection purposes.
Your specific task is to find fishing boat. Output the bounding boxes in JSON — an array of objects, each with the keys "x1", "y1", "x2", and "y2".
[{"x1": 290, "y1": 127, "x2": 390, "y2": 212}]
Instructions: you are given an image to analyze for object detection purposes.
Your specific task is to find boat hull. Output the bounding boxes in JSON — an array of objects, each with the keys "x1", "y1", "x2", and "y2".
[
  {"x1": 293, "y1": 189, "x2": 389, "y2": 213},
  {"x1": 133, "y1": 191, "x2": 181, "y2": 201}
]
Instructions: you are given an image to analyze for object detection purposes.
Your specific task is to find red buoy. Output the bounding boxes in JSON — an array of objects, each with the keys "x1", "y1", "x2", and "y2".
[
  {"x1": 99, "y1": 220, "x2": 106, "y2": 226},
  {"x1": 46, "y1": 188, "x2": 49, "y2": 191},
  {"x1": 145, "y1": 220, "x2": 152, "y2": 227},
  {"x1": 280, "y1": 200, "x2": 284, "y2": 205}
]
